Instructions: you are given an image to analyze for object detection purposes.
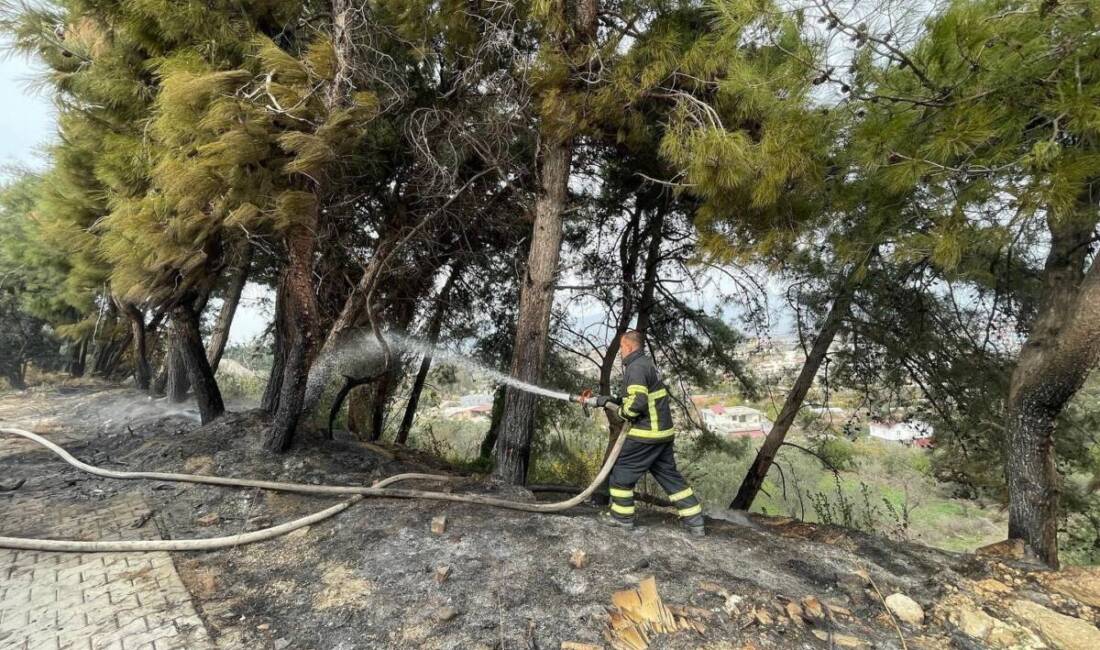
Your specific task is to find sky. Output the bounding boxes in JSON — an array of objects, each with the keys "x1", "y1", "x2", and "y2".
[
  {"x1": 1, "y1": 50, "x2": 274, "y2": 344},
  {"x1": 0, "y1": 53, "x2": 53, "y2": 176}
]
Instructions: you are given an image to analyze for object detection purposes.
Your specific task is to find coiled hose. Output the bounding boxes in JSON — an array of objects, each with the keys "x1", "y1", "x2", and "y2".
[{"x1": 0, "y1": 425, "x2": 626, "y2": 552}]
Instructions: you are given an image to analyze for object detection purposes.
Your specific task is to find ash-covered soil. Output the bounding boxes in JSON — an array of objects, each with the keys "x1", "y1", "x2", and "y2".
[{"x1": 2, "y1": 385, "x2": 1099, "y2": 649}]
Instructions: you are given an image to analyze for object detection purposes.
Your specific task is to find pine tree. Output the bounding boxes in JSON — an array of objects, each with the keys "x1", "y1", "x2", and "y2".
[{"x1": 824, "y1": 0, "x2": 1100, "y2": 567}]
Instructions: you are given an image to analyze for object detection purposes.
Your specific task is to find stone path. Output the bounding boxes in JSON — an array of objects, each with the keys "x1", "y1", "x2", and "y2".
[{"x1": 0, "y1": 492, "x2": 214, "y2": 650}]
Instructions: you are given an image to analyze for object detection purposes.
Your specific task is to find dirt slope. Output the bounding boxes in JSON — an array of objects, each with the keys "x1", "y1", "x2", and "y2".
[{"x1": 2, "y1": 386, "x2": 1099, "y2": 649}]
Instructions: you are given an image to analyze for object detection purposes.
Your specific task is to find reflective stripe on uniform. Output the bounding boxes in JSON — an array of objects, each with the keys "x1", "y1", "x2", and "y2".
[
  {"x1": 678, "y1": 504, "x2": 702, "y2": 517},
  {"x1": 611, "y1": 503, "x2": 635, "y2": 515},
  {"x1": 609, "y1": 487, "x2": 633, "y2": 499},
  {"x1": 649, "y1": 388, "x2": 667, "y2": 399},
  {"x1": 626, "y1": 384, "x2": 648, "y2": 394},
  {"x1": 620, "y1": 403, "x2": 638, "y2": 418},
  {"x1": 668, "y1": 488, "x2": 694, "y2": 502},
  {"x1": 627, "y1": 427, "x2": 675, "y2": 440}
]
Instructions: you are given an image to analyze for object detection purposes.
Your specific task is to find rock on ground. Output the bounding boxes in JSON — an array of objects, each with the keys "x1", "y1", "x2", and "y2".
[{"x1": 2, "y1": 387, "x2": 1100, "y2": 650}]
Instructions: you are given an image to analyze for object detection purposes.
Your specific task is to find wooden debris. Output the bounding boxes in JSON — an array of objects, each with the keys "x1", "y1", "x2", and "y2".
[
  {"x1": 605, "y1": 577, "x2": 705, "y2": 650},
  {"x1": 753, "y1": 608, "x2": 772, "y2": 625},
  {"x1": 976, "y1": 538, "x2": 1026, "y2": 560},
  {"x1": 196, "y1": 512, "x2": 220, "y2": 527},
  {"x1": 813, "y1": 630, "x2": 866, "y2": 648},
  {"x1": 802, "y1": 595, "x2": 825, "y2": 621},
  {"x1": 667, "y1": 604, "x2": 715, "y2": 623},
  {"x1": 561, "y1": 643, "x2": 603, "y2": 650},
  {"x1": 825, "y1": 601, "x2": 854, "y2": 619},
  {"x1": 430, "y1": 515, "x2": 447, "y2": 535},
  {"x1": 785, "y1": 601, "x2": 805, "y2": 626},
  {"x1": 698, "y1": 580, "x2": 728, "y2": 595},
  {"x1": 434, "y1": 566, "x2": 451, "y2": 584},
  {"x1": 569, "y1": 549, "x2": 589, "y2": 569}
]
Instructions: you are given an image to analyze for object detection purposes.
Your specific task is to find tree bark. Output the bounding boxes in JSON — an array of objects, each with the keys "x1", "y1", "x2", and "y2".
[
  {"x1": 262, "y1": 290, "x2": 287, "y2": 414},
  {"x1": 68, "y1": 337, "x2": 88, "y2": 378},
  {"x1": 171, "y1": 300, "x2": 225, "y2": 424},
  {"x1": 730, "y1": 266, "x2": 863, "y2": 510},
  {"x1": 206, "y1": 242, "x2": 252, "y2": 374},
  {"x1": 122, "y1": 303, "x2": 152, "y2": 390},
  {"x1": 263, "y1": 0, "x2": 353, "y2": 450},
  {"x1": 368, "y1": 374, "x2": 396, "y2": 442},
  {"x1": 304, "y1": 233, "x2": 397, "y2": 417},
  {"x1": 4, "y1": 367, "x2": 27, "y2": 390},
  {"x1": 1005, "y1": 210, "x2": 1100, "y2": 568},
  {"x1": 164, "y1": 339, "x2": 189, "y2": 403},
  {"x1": 479, "y1": 386, "x2": 507, "y2": 461},
  {"x1": 265, "y1": 217, "x2": 321, "y2": 452},
  {"x1": 492, "y1": 0, "x2": 597, "y2": 484},
  {"x1": 592, "y1": 203, "x2": 645, "y2": 504},
  {"x1": 634, "y1": 203, "x2": 666, "y2": 339},
  {"x1": 493, "y1": 139, "x2": 572, "y2": 484},
  {"x1": 396, "y1": 265, "x2": 462, "y2": 445},
  {"x1": 99, "y1": 330, "x2": 132, "y2": 379}
]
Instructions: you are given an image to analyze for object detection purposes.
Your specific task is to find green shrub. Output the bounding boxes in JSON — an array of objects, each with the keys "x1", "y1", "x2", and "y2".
[{"x1": 815, "y1": 436, "x2": 857, "y2": 471}]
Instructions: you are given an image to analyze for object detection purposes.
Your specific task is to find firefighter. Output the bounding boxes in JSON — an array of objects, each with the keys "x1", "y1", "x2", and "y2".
[{"x1": 593, "y1": 330, "x2": 705, "y2": 536}]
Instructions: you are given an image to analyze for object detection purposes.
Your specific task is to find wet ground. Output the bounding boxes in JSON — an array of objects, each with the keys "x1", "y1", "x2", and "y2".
[{"x1": 1, "y1": 385, "x2": 1098, "y2": 649}]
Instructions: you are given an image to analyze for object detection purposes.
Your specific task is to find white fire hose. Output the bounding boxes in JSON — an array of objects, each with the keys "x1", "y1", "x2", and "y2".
[{"x1": 0, "y1": 425, "x2": 627, "y2": 552}]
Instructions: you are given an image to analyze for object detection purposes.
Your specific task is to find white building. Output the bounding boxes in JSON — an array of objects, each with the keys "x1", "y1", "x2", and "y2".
[
  {"x1": 702, "y1": 405, "x2": 773, "y2": 438},
  {"x1": 869, "y1": 420, "x2": 934, "y2": 445}
]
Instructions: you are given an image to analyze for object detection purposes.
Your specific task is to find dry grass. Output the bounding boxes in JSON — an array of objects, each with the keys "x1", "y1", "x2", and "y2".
[{"x1": 312, "y1": 562, "x2": 373, "y2": 610}]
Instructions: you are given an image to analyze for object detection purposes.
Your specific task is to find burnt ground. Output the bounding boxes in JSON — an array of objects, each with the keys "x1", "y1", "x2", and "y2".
[{"x1": 2, "y1": 385, "x2": 1099, "y2": 649}]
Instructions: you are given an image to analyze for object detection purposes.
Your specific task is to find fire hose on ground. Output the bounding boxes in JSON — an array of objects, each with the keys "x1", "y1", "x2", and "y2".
[{"x1": 0, "y1": 395, "x2": 624, "y2": 553}]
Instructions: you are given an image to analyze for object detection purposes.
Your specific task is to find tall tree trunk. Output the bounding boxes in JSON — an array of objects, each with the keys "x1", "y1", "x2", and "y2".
[
  {"x1": 634, "y1": 203, "x2": 666, "y2": 339},
  {"x1": 1005, "y1": 210, "x2": 1100, "y2": 568},
  {"x1": 368, "y1": 375, "x2": 395, "y2": 442},
  {"x1": 171, "y1": 300, "x2": 225, "y2": 424},
  {"x1": 4, "y1": 365, "x2": 27, "y2": 390},
  {"x1": 593, "y1": 204, "x2": 645, "y2": 503},
  {"x1": 364, "y1": 284, "x2": 425, "y2": 441},
  {"x1": 165, "y1": 339, "x2": 189, "y2": 403},
  {"x1": 396, "y1": 265, "x2": 462, "y2": 445},
  {"x1": 396, "y1": 355, "x2": 432, "y2": 446},
  {"x1": 68, "y1": 337, "x2": 88, "y2": 378},
  {"x1": 304, "y1": 233, "x2": 397, "y2": 417},
  {"x1": 264, "y1": 0, "x2": 353, "y2": 450},
  {"x1": 100, "y1": 330, "x2": 132, "y2": 379},
  {"x1": 493, "y1": 140, "x2": 572, "y2": 484},
  {"x1": 492, "y1": 0, "x2": 597, "y2": 484},
  {"x1": 262, "y1": 290, "x2": 287, "y2": 414},
  {"x1": 730, "y1": 265, "x2": 864, "y2": 510},
  {"x1": 265, "y1": 218, "x2": 321, "y2": 452},
  {"x1": 123, "y1": 303, "x2": 152, "y2": 390},
  {"x1": 206, "y1": 242, "x2": 252, "y2": 374},
  {"x1": 480, "y1": 386, "x2": 508, "y2": 461}
]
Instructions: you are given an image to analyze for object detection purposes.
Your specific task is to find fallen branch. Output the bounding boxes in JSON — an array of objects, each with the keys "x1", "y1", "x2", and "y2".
[
  {"x1": 856, "y1": 566, "x2": 908, "y2": 650},
  {"x1": 0, "y1": 478, "x2": 26, "y2": 492}
]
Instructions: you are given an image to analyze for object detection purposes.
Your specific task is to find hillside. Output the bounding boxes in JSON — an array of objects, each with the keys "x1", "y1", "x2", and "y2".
[{"x1": 1, "y1": 386, "x2": 1099, "y2": 649}]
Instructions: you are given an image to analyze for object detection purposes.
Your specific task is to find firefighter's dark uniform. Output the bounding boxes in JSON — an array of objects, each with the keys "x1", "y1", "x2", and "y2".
[{"x1": 608, "y1": 349, "x2": 703, "y2": 527}]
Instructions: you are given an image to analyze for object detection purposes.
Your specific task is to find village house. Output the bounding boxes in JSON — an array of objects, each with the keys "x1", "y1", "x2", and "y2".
[
  {"x1": 869, "y1": 419, "x2": 935, "y2": 448},
  {"x1": 699, "y1": 404, "x2": 773, "y2": 439}
]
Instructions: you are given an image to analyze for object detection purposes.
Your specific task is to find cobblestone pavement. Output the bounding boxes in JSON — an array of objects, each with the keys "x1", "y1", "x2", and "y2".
[{"x1": 0, "y1": 492, "x2": 215, "y2": 650}]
